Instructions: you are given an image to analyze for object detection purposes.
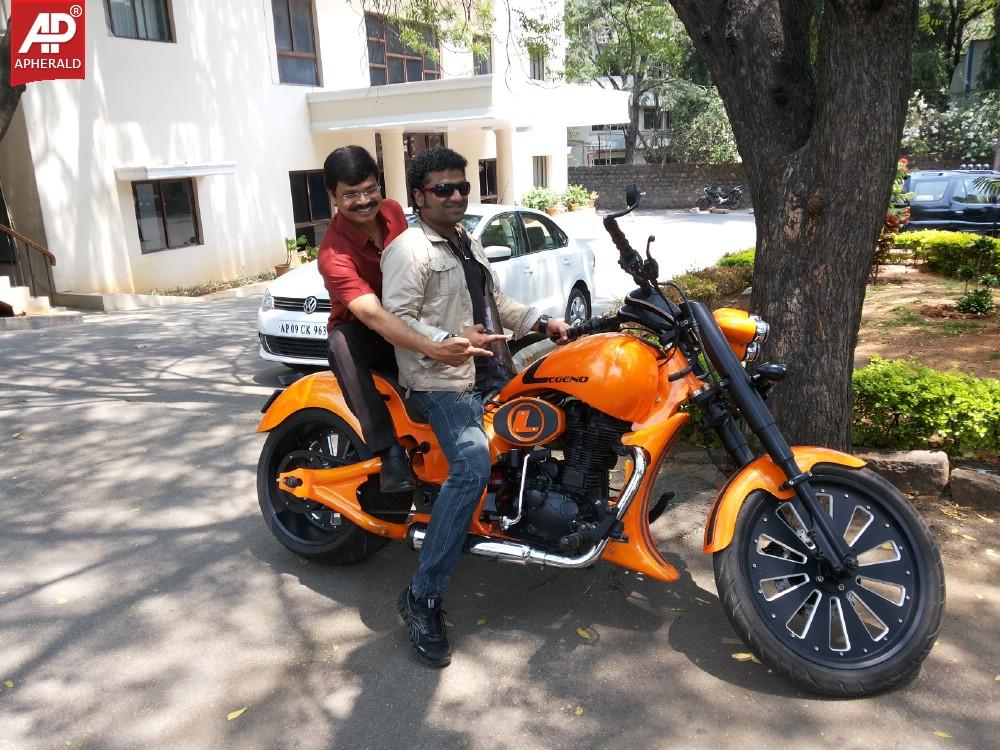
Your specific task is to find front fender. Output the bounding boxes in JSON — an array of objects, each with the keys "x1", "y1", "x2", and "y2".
[
  {"x1": 703, "y1": 447, "x2": 866, "y2": 554},
  {"x1": 256, "y1": 371, "x2": 362, "y2": 435}
]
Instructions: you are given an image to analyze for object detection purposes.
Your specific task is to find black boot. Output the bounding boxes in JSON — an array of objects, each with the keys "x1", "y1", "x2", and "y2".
[
  {"x1": 397, "y1": 586, "x2": 451, "y2": 667},
  {"x1": 378, "y1": 444, "x2": 416, "y2": 493}
]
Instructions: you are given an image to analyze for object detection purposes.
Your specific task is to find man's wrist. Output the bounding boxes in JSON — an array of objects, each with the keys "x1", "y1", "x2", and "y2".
[
  {"x1": 535, "y1": 314, "x2": 551, "y2": 333},
  {"x1": 432, "y1": 331, "x2": 455, "y2": 343}
]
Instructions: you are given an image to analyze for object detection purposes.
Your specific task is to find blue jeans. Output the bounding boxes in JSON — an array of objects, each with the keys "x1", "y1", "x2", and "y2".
[{"x1": 406, "y1": 388, "x2": 492, "y2": 601}]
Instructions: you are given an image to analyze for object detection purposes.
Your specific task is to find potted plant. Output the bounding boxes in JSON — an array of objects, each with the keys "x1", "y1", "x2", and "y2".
[
  {"x1": 562, "y1": 184, "x2": 590, "y2": 211},
  {"x1": 278, "y1": 235, "x2": 309, "y2": 276},
  {"x1": 520, "y1": 187, "x2": 559, "y2": 214}
]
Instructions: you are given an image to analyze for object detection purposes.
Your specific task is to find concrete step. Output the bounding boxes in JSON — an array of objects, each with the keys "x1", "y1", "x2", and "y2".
[
  {"x1": 0, "y1": 308, "x2": 84, "y2": 331},
  {"x1": 24, "y1": 295, "x2": 52, "y2": 314},
  {"x1": 0, "y1": 275, "x2": 10, "y2": 292},
  {"x1": 0, "y1": 284, "x2": 30, "y2": 315}
]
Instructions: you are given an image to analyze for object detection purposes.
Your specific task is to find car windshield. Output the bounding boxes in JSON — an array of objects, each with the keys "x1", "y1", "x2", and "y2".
[{"x1": 908, "y1": 178, "x2": 949, "y2": 202}]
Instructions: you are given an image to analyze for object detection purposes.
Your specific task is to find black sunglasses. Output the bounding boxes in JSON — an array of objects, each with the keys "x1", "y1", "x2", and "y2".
[{"x1": 421, "y1": 181, "x2": 472, "y2": 198}]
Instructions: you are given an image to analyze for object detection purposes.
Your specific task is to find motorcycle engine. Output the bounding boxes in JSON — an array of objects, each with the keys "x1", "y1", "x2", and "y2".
[{"x1": 499, "y1": 401, "x2": 630, "y2": 553}]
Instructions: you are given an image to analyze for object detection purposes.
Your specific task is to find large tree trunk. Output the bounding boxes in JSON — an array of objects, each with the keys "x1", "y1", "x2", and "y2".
[
  {"x1": 668, "y1": 0, "x2": 917, "y2": 450},
  {"x1": 624, "y1": 85, "x2": 643, "y2": 163},
  {"x1": 2, "y1": 18, "x2": 27, "y2": 142}
]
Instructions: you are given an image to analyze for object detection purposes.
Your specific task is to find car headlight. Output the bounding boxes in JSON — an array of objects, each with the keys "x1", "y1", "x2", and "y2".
[
  {"x1": 745, "y1": 314, "x2": 769, "y2": 362},
  {"x1": 261, "y1": 289, "x2": 274, "y2": 311}
]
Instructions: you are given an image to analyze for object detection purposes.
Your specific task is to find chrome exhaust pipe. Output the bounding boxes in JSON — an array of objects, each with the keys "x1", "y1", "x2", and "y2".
[{"x1": 407, "y1": 446, "x2": 648, "y2": 570}]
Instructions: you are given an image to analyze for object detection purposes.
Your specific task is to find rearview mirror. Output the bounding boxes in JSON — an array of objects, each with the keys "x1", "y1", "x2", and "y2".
[
  {"x1": 484, "y1": 245, "x2": 512, "y2": 262},
  {"x1": 626, "y1": 183, "x2": 640, "y2": 207}
]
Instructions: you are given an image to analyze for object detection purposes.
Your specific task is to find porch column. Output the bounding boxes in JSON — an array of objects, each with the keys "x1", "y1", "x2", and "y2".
[
  {"x1": 495, "y1": 128, "x2": 515, "y2": 204},
  {"x1": 379, "y1": 129, "x2": 408, "y2": 205}
]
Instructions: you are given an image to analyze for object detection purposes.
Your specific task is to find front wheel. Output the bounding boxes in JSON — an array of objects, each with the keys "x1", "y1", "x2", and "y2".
[
  {"x1": 257, "y1": 408, "x2": 412, "y2": 564},
  {"x1": 565, "y1": 287, "x2": 590, "y2": 327},
  {"x1": 713, "y1": 465, "x2": 944, "y2": 697},
  {"x1": 696, "y1": 196, "x2": 711, "y2": 211}
]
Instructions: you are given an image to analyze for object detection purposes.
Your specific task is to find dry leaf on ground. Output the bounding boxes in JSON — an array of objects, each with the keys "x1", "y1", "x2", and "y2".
[
  {"x1": 574, "y1": 706, "x2": 585, "y2": 716},
  {"x1": 227, "y1": 707, "x2": 247, "y2": 721},
  {"x1": 576, "y1": 627, "x2": 591, "y2": 640},
  {"x1": 933, "y1": 730, "x2": 952, "y2": 739}
]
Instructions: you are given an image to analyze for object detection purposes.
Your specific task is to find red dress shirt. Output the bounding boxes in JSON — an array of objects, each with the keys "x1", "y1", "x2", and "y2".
[{"x1": 317, "y1": 199, "x2": 408, "y2": 328}]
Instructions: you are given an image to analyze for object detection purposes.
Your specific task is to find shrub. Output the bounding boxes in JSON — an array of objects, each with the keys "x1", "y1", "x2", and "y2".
[
  {"x1": 520, "y1": 187, "x2": 561, "y2": 212},
  {"x1": 956, "y1": 288, "x2": 996, "y2": 315},
  {"x1": 853, "y1": 357, "x2": 1000, "y2": 454},
  {"x1": 663, "y1": 265, "x2": 752, "y2": 306},
  {"x1": 717, "y1": 247, "x2": 755, "y2": 268},
  {"x1": 893, "y1": 230, "x2": 1000, "y2": 278},
  {"x1": 561, "y1": 184, "x2": 591, "y2": 207}
]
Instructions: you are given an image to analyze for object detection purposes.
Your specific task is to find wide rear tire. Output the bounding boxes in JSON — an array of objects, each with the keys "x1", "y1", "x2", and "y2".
[
  {"x1": 257, "y1": 408, "x2": 412, "y2": 564},
  {"x1": 713, "y1": 464, "x2": 945, "y2": 697}
]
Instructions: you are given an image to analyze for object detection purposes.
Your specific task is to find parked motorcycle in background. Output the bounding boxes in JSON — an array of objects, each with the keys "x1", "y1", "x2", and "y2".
[{"x1": 698, "y1": 183, "x2": 744, "y2": 210}]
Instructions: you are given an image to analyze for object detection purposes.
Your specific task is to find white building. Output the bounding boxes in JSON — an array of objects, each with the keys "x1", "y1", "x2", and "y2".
[
  {"x1": 567, "y1": 79, "x2": 669, "y2": 166},
  {"x1": 0, "y1": 0, "x2": 627, "y2": 297}
]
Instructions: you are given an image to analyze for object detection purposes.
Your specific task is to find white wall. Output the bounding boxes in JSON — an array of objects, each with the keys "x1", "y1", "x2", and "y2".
[{"x1": 7, "y1": 0, "x2": 574, "y2": 293}]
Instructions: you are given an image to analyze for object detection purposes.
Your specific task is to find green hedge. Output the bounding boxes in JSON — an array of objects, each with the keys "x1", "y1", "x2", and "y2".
[
  {"x1": 717, "y1": 247, "x2": 756, "y2": 268},
  {"x1": 853, "y1": 357, "x2": 1000, "y2": 454},
  {"x1": 894, "y1": 230, "x2": 1000, "y2": 277}
]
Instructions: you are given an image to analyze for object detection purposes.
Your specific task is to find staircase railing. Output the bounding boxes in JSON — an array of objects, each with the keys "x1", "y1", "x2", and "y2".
[{"x1": 0, "y1": 222, "x2": 56, "y2": 300}]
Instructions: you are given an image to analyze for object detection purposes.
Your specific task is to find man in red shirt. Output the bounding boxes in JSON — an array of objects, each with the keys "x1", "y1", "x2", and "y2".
[{"x1": 318, "y1": 146, "x2": 491, "y2": 492}]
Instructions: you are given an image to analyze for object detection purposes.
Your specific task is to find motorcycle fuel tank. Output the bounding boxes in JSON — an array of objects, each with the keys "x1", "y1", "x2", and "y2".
[{"x1": 499, "y1": 333, "x2": 660, "y2": 423}]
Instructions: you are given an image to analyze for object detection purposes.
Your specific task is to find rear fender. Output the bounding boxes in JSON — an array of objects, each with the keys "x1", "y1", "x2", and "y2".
[
  {"x1": 257, "y1": 371, "x2": 361, "y2": 435},
  {"x1": 703, "y1": 447, "x2": 867, "y2": 554}
]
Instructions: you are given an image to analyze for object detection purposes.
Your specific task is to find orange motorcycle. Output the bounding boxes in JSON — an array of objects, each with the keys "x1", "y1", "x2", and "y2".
[{"x1": 256, "y1": 185, "x2": 944, "y2": 696}]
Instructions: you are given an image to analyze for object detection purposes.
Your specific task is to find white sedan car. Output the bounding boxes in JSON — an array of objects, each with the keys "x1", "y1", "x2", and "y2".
[{"x1": 258, "y1": 205, "x2": 596, "y2": 367}]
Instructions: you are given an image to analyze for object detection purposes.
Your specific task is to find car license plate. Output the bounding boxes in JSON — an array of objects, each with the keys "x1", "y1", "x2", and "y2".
[{"x1": 278, "y1": 322, "x2": 327, "y2": 337}]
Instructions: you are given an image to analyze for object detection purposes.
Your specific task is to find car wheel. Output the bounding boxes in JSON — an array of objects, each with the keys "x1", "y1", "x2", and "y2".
[{"x1": 565, "y1": 287, "x2": 590, "y2": 326}]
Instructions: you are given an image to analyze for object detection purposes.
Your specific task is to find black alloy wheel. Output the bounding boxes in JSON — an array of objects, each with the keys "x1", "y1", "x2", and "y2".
[
  {"x1": 256, "y1": 408, "x2": 412, "y2": 564},
  {"x1": 714, "y1": 465, "x2": 945, "y2": 697}
]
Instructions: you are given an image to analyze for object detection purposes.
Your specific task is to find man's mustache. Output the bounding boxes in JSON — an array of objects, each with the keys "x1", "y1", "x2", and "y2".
[{"x1": 352, "y1": 202, "x2": 378, "y2": 212}]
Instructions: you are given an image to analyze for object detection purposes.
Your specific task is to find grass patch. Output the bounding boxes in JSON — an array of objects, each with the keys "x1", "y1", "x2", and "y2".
[{"x1": 148, "y1": 271, "x2": 276, "y2": 297}]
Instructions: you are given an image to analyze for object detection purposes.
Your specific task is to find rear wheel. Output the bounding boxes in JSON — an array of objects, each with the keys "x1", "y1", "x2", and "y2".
[
  {"x1": 724, "y1": 194, "x2": 742, "y2": 209},
  {"x1": 257, "y1": 408, "x2": 412, "y2": 563},
  {"x1": 713, "y1": 465, "x2": 944, "y2": 697}
]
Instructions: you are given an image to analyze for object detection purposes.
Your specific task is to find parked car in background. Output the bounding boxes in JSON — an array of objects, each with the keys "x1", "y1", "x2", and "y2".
[
  {"x1": 258, "y1": 205, "x2": 596, "y2": 368},
  {"x1": 903, "y1": 167, "x2": 1000, "y2": 235}
]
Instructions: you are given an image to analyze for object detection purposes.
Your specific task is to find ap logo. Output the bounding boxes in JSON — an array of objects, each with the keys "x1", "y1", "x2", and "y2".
[
  {"x1": 18, "y1": 12, "x2": 77, "y2": 54},
  {"x1": 10, "y1": 1, "x2": 85, "y2": 86}
]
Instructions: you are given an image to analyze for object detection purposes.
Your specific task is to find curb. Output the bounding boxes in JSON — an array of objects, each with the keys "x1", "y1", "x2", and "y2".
[{"x1": 0, "y1": 310, "x2": 84, "y2": 331}]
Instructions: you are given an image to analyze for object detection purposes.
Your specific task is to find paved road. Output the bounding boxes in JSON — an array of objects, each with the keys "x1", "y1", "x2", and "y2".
[
  {"x1": 1, "y1": 294, "x2": 997, "y2": 749},
  {"x1": 556, "y1": 208, "x2": 757, "y2": 312}
]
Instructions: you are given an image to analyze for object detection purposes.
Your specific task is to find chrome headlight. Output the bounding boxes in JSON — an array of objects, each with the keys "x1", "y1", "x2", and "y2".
[
  {"x1": 261, "y1": 289, "x2": 274, "y2": 311},
  {"x1": 745, "y1": 315, "x2": 769, "y2": 362}
]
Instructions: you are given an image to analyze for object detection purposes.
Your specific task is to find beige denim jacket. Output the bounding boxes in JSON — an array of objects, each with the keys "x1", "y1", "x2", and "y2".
[{"x1": 381, "y1": 219, "x2": 538, "y2": 392}]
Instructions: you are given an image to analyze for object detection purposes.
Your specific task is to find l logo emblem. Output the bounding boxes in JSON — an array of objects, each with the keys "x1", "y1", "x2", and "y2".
[{"x1": 303, "y1": 296, "x2": 318, "y2": 314}]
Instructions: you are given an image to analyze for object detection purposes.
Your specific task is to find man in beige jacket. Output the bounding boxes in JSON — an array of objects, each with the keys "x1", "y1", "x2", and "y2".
[{"x1": 382, "y1": 147, "x2": 570, "y2": 667}]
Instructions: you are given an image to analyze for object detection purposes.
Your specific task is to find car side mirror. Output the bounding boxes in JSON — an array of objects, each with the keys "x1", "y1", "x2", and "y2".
[{"x1": 484, "y1": 245, "x2": 512, "y2": 262}]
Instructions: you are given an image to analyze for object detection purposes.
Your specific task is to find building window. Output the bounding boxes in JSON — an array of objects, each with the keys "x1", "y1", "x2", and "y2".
[
  {"x1": 591, "y1": 123, "x2": 627, "y2": 131},
  {"x1": 529, "y1": 49, "x2": 546, "y2": 80},
  {"x1": 366, "y1": 13, "x2": 439, "y2": 86},
  {"x1": 642, "y1": 107, "x2": 662, "y2": 130},
  {"x1": 532, "y1": 156, "x2": 548, "y2": 188},
  {"x1": 105, "y1": 0, "x2": 173, "y2": 42},
  {"x1": 473, "y1": 35, "x2": 492, "y2": 75},
  {"x1": 289, "y1": 170, "x2": 332, "y2": 247},
  {"x1": 478, "y1": 159, "x2": 497, "y2": 203},
  {"x1": 132, "y1": 179, "x2": 200, "y2": 253},
  {"x1": 272, "y1": 0, "x2": 320, "y2": 86},
  {"x1": 592, "y1": 157, "x2": 627, "y2": 166}
]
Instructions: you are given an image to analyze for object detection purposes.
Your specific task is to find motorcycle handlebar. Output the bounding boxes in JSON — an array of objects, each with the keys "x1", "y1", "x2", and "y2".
[
  {"x1": 603, "y1": 216, "x2": 643, "y2": 271},
  {"x1": 566, "y1": 313, "x2": 621, "y2": 341}
]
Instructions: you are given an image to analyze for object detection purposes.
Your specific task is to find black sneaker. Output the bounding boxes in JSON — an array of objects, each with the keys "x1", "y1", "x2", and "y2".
[
  {"x1": 378, "y1": 444, "x2": 416, "y2": 494},
  {"x1": 397, "y1": 586, "x2": 451, "y2": 667}
]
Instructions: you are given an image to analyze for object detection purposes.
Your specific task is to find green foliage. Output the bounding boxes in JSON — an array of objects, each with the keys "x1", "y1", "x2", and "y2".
[
  {"x1": 717, "y1": 247, "x2": 756, "y2": 268},
  {"x1": 893, "y1": 230, "x2": 1000, "y2": 278},
  {"x1": 648, "y1": 85, "x2": 738, "y2": 164},
  {"x1": 664, "y1": 264, "x2": 753, "y2": 307},
  {"x1": 285, "y1": 235, "x2": 317, "y2": 263},
  {"x1": 956, "y1": 287, "x2": 996, "y2": 314},
  {"x1": 853, "y1": 357, "x2": 1000, "y2": 454},
  {"x1": 519, "y1": 187, "x2": 561, "y2": 212},
  {"x1": 902, "y1": 92, "x2": 1000, "y2": 162},
  {"x1": 561, "y1": 183, "x2": 592, "y2": 206}
]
